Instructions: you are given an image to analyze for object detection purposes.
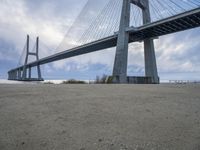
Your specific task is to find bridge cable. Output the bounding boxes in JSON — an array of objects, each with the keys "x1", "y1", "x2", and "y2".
[
  {"x1": 150, "y1": 0, "x2": 164, "y2": 20},
  {"x1": 149, "y1": 2, "x2": 160, "y2": 21},
  {"x1": 17, "y1": 42, "x2": 27, "y2": 67},
  {"x1": 187, "y1": 0, "x2": 200, "y2": 6},
  {"x1": 101, "y1": 0, "x2": 120, "y2": 38},
  {"x1": 169, "y1": 0, "x2": 186, "y2": 12},
  {"x1": 110, "y1": 0, "x2": 122, "y2": 34},
  {"x1": 92, "y1": 0, "x2": 115, "y2": 41},
  {"x1": 78, "y1": 0, "x2": 115, "y2": 45},
  {"x1": 78, "y1": 0, "x2": 113, "y2": 44},
  {"x1": 179, "y1": 0, "x2": 198, "y2": 9},
  {"x1": 154, "y1": 0, "x2": 173, "y2": 16},
  {"x1": 56, "y1": 0, "x2": 92, "y2": 51},
  {"x1": 93, "y1": 0, "x2": 119, "y2": 40}
]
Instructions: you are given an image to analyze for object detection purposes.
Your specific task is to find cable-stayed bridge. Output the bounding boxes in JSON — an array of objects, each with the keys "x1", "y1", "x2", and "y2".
[{"x1": 8, "y1": 0, "x2": 200, "y2": 83}]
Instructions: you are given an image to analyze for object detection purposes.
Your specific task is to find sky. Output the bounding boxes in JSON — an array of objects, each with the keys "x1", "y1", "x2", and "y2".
[{"x1": 0, "y1": 0, "x2": 200, "y2": 81}]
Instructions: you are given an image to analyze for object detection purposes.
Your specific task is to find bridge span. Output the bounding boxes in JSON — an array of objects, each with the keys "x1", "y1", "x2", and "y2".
[{"x1": 8, "y1": 0, "x2": 200, "y2": 84}]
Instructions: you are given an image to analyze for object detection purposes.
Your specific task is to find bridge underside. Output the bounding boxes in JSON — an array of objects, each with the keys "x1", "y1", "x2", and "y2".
[
  {"x1": 129, "y1": 8, "x2": 200, "y2": 41},
  {"x1": 8, "y1": 8, "x2": 200, "y2": 83}
]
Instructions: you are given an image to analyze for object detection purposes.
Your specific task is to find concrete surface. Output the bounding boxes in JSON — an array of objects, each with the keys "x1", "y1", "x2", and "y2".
[{"x1": 0, "y1": 84, "x2": 200, "y2": 150}]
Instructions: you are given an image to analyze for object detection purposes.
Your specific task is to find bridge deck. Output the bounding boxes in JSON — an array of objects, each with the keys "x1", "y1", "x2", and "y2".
[{"x1": 8, "y1": 8, "x2": 200, "y2": 73}]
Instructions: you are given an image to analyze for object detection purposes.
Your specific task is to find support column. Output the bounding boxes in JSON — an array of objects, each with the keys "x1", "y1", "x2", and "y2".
[
  {"x1": 112, "y1": 0, "x2": 131, "y2": 83},
  {"x1": 11, "y1": 72, "x2": 13, "y2": 80},
  {"x1": 36, "y1": 37, "x2": 42, "y2": 80},
  {"x1": 28, "y1": 67, "x2": 31, "y2": 79},
  {"x1": 18, "y1": 69, "x2": 21, "y2": 80},
  {"x1": 14, "y1": 70, "x2": 17, "y2": 80},
  {"x1": 142, "y1": 0, "x2": 159, "y2": 83}
]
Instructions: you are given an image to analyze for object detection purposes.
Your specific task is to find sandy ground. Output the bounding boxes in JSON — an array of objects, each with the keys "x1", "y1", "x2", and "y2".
[{"x1": 0, "y1": 84, "x2": 199, "y2": 150}]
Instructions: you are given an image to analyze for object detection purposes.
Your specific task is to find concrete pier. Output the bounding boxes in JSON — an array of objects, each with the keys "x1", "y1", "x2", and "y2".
[
  {"x1": 112, "y1": 0, "x2": 131, "y2": 83},
  {"x1": 142, "y1": 0, "x2": 159, "y2": 83},
  {"x1": 8, "y1": 35, "x2": 43, "y2": 81},
  {"x1": 112, "y1": 0, "x2": 159, "y2": 84}
]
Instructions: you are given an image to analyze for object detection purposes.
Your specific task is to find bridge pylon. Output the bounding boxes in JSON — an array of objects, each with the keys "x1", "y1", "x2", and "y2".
[
  {"x1": 8, "y1": 35, "x2": 43, "y2": 81},
  {"x1": 111, "y1": 0, "x2": 159, "y2": 84},
  {"x1": 21, "y1": 35, "x2": 43, "y2": 81}
]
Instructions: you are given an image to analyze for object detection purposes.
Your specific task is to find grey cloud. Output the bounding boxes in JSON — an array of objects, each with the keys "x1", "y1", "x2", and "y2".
[{"x1": 0, "y1": 0, "x2": 200, "y2": 80}]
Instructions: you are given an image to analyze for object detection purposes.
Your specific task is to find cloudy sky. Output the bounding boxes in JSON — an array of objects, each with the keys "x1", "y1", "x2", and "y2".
[{"x1": 0, "y1": 0, "x2": 200, "y2": 81}]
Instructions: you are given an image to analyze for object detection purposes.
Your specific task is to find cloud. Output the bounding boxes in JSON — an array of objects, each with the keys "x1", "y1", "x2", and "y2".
[
  {"x1": 0, "y1": 1, "x2": 61, "y2": 54},
  {"x1": 0, "y1": 0, "x2": 200, "y2": 80},
  {"x1": 155, "y1": 29, "x2": 200, "y2": 73}
]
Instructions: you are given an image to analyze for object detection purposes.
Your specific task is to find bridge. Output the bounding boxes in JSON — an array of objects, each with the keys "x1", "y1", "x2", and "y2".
[{"x1": 8, "y1": 0, "x2": 200, "y2": 84}]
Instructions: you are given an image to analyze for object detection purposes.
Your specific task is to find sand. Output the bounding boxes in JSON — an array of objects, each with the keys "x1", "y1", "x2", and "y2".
[{"x1": 0, "y1": 83, "x2": 200, "y2": 150}]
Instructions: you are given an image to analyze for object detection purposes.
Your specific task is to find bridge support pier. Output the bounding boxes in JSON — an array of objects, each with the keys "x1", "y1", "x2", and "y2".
[
  {"x1": 23, "y1": 36, "x2": 43, "y2": 81},
  {"x1": 17, "y1": 69, "x2": 22, "y2": 80},
  {"x1": 111, "y1": 0, "x2": 159, "y2": 84},
  {"x1": 142, "y1": 0, "x2": 159, "y2": 84},
  {"x1": 112, "y1": 0, "x2": 130, "y2": 83},
  {"x1": 8, "y1": 70, "x2": 17, "y2": 80},
  {"x1": 28, "y1": 67, "x2": 31, "y2": 79},
  {"x1": 9, "y1": 35, "x2": 43, "y2": 81}
]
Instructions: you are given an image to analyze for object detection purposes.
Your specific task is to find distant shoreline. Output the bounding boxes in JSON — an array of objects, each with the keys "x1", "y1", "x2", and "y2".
[{"x1": 1, "y1": 79, "x2": 200, "y2": 84}]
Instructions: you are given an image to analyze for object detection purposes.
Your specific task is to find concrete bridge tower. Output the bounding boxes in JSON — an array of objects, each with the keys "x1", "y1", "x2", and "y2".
[
  {"x1": 21, "y1": 35, "x2": 43, "y2": 81},
  {"x1": 112, "y1": 0, "x2": 159, "y2": 84}
]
